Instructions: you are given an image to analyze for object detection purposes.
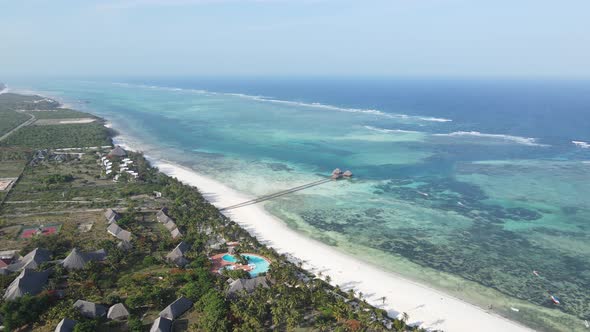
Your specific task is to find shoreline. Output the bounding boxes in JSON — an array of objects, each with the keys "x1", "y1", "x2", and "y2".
[{"x1": 113, "y1": 137, "x2": 533, "y2": 332}]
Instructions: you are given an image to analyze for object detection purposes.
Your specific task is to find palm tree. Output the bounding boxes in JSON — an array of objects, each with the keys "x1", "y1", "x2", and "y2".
[
  {"x1": 315, "y1": 319, "x2": 331, "y2": 332},
  {"x1": 347, "y1": 288, "x2": 355, "y2": 299},
  {"x1": 401, "y1": 312, "x2": 409, "y2": 324}
]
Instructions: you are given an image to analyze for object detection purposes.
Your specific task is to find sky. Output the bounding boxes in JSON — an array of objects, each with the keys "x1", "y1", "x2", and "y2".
[{"x1": 1, "y1": 0, "x2": 589, "y2": 78}]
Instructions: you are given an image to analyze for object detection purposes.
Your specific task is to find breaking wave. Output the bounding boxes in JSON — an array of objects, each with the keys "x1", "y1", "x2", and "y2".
[
  {"x1": 572, "y1": 141, "x2": 590, "y2": 149},
  {"x1": 364, "y1": 126, "x2": 549, "y2": 147},
  {"x1": 363, "y1": 125, "x2": 421, "y2": 134},
  {"x1": 111, "y1": 82, "x2": 452, "y2": 123},
  {"x1": 433, "y1": 131, "x2": 548, "y2": 147}
]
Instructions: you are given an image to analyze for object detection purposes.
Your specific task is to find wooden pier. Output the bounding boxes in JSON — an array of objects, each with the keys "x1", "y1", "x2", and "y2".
[{"x1": 219, "y1": 169, "x2": 352, "y2": 211}]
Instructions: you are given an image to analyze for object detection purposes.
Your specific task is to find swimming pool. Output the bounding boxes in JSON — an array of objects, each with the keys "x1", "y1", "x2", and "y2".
[{"x1": 221, "y1": 254, "x2": 270, "y2": 276}]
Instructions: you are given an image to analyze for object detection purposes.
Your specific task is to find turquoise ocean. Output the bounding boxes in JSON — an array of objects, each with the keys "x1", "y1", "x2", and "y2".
[{"x1": 12, "y1": 78, "x2": 590, "y2": 331}]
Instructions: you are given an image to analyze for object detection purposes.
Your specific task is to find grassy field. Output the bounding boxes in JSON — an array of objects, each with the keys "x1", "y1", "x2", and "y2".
[
  {"x1": 0, "y1": 123, "x2": 112, "y2": 148},
  {"x1": 27, "y1": 108, "x2": 97, "y2": 119},
  {"x1": 0, "y1": 110, "x2": 30, "y2": 137},
  {"x1": 0, "y1": 150, "x2": 162, "y2": 216},
  {"x1": 0, "y1": 160, "x2": 26, "y2": 178}
]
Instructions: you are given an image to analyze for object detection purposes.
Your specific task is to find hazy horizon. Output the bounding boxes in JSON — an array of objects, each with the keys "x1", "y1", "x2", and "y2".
[{"x1": 1, "y1": 0, "x2": 590, "y2": 78}]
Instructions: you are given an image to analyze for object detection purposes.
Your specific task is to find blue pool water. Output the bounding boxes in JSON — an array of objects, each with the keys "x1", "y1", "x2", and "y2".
[{"x1": 222, "y1": 254, "x2": 270, "y2": 277}]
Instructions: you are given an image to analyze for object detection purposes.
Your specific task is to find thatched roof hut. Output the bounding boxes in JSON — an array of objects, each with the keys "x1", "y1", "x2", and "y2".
[
  {"x1": 104, "y1": 208, "x2": 120, "y2": 224},
  {"x1": 73, "y1": 300, "x2": 106, "y2": 318},
  {"x1": 159, "y1": 296, "x2": 193, "y2": 320},
  {"x1": 166, "y1": 242, "x2": 190, "y2": 267},
  {"x1": 107, "y1": 303, "x2": 129, "y2": 320},
  {"x1": 170, "y1": 228, "x2": 182, "y2": 239},
  {"x1": 107, "y1": 223, "x2": 132, "y2": 242},
  {"x1": 117, "y1": 240, "x2": 132, "y2": 251},
  {"x1": 108, "y1": 146, "x2": 127, "y2": 158},
  {"x1": 61, "y1": 248, "x2": 106, "y2": 270},
  {"x1": 55, "y1": 318, "x2": 77, "y2": 332},
  {"x1": 2, "y1": 248, "x2": 51, "y2": 273},
  {"x1": 227, "y1": 276, "x2": 269, "y2": 295},
  {"x1": 3, "y1": 269, "x2": 50, "y2": 300},
  {"x1": 150, "y1": 316, "x2": 172, "y2": 332}
]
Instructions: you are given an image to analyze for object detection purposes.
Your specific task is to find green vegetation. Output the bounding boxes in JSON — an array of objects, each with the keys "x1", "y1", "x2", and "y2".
[
  {"x1": 0, "y1": 123, "x2": 112, "y2": 148},
  {"x1": 0, "y1": 295, "x2": 50, "y2": 331},
  {"x1": 0, "y1": 110, "x2": 30, "y2": 137},
  {"x1": 0, "y1": 93, "x2": 59, "y2": 110},
  {"x1": 41, "y1": 173, "x2": 74, "y2": 185}
]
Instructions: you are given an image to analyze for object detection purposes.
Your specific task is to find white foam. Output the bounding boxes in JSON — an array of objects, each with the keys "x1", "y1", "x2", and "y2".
[
  {"x1": 110, "y1": 82, "x2": 453, "y2": 123},
  {"x1": 433, "y1": 131, "x2": 548, "y2": 147},
  {"x1": 572, "y1": 140, "x2": 590, "y2": 149},
  {"x1": 363, "y1": 125, "x2": 421, "y2": 134}
]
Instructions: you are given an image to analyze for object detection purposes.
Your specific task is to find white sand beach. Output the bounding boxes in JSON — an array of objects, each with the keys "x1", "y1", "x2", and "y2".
[{"x1": 144, "y1": 157, "x2": 533, "y2": 332}]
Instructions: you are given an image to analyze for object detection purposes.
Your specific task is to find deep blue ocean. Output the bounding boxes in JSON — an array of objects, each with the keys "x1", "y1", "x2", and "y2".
[{"x1": 12, "y1": 77, "x2": 590, "y2": 331}]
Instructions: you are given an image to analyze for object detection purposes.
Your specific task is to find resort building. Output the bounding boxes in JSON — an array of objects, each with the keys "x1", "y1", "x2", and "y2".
[
  {"x1": 157, "y1": 209, "x2": 177, "y2": 229},
  {"x1": 107, "y1": 303, "x2": 130, "y2": 320},
  {"x1": 159, "y1": 296, "x2": 193, "y2": 320},
  {"x1": 150, "y1": 316, "x2": 172, "y2": 332},
  {"x1": 0, "y1": 248, "x2": 51, "y2": 274},
  {"x1": 108, "y1": 146, "x2": 127, "y2": 158},
  {"x1": 227, "y1": 276, "x2": 269, "y2": 296},
  {"x1": 207, "y1": 235, "x2": 226, "y2": 251},
  {"x1": 3, "y1": 268, "x2": 50, "y2": 300},
  {"x1": 170, "y1": 228, "x2": 182, "y2": 239},
  {"x1": 54, "y1": 318, "x2": 77, "y2": 332},
  {"x1": 107, "y1": 223, "x2": 133, "y2": 242},
  {"x1": 166, "y1": 241, "x2": 190, "y2": 267},
  {"x1": 117, "y1": 240, "x2": 132, "y2": 251},
  {"x1": 73, "y1": 300, "x2": 107, "y2": 318},
  {"x1": 0, "y1": 250, "x2": 17, "y2": 268},
  {"x1": 61, "y1": 248, "x2": 107, "y2": 270},
  {"x1": 331, "y1": 168, "x2": 343, "y2": 179},
  {"x1": 104, "y1": 208, "x2": 121, "y2": 224}
]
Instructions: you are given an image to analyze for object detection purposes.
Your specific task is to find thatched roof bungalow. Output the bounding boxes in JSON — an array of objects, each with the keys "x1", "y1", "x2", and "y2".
[
  {"x1": 3, "y1": 268, "x2": 50, "y2": 300},
  {"x1": 159, "y1": 296, "x2": 193, "y2": 320},
  {"x1": 73, "y1": 300, "x2": 106, "y2": 318},
  {"x1": 55, "y1": 318, "x2": 77, "y2": 332},
  {"x1": 104, "y1": 208, "x2": 121, "y2": 224},
  {"x1": 150, "y1": 316, "x2": 172, "y2": 332},
  {"x1": 227, "y1": 276, "x2": 269, "y2": 296},
  {"x1": 166, "y1": 242, "x2": 190, "y2": 267},
  {"x1": 332, "y1": 168, "x2": 343, "y2": 179},
  {"x1": 107, "y1": 146, "x2": 127, "y2": 158},
  {"x1": 170, "y1": 228, "x2": 182, "y2": 239},
  {"x1": 107, "y1": 223, "x2": 132, "y2": 242},
  {"x1": 107, "y1": 303, "x2": 130, "y2": 320},
  {"x1": 61, "y1": 248, "x2": 106, "y2": 270},
  {"x1": 1, "y1": 248, "x2": 51, "y2": 274}
]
